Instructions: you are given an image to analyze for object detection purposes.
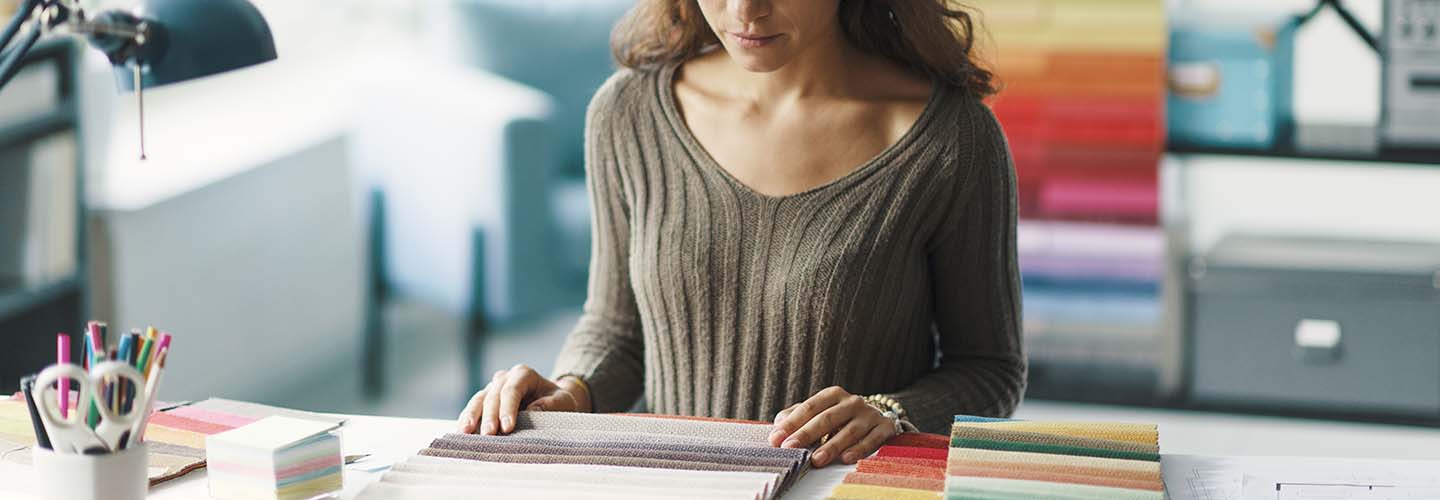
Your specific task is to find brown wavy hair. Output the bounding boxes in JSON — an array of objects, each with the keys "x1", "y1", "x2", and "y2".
[{"x1": 612, "y1": 1, "x2": 996, "y2": 98}]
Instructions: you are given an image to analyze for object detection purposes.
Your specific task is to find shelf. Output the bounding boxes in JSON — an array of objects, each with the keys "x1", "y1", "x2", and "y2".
[
  {"x1": 0, "y1": 277, "x2": 80, "y2": 322},
  {"x1": 1167, "y1": 142, "x2": 1440, "y2": 167}
]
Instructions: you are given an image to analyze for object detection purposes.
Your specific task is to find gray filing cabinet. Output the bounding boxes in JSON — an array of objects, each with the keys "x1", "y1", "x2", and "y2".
[{"x1": 1189, "y1": 235, "x2": 1440, "y2": 417}]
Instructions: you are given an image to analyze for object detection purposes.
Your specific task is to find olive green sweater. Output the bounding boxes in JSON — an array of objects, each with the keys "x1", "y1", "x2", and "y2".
[{"x1": 553, "y1": 63, "x2": 1025, "y2": 434}]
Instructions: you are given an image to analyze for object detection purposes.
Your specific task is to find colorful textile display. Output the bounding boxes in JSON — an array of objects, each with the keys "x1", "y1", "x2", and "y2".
[
  {"x1": 945, "y1": 416, "x2": 1165, "y2": 500},
  {"x1": 965, "y1": 0, "x2": 1167, "y2": 222},
  {"x1": 358, "y1": 412, "x2": 811, "y2": 500},
  {"x1": 824, "y1": 432, "x2": 951, "y2": 500}
]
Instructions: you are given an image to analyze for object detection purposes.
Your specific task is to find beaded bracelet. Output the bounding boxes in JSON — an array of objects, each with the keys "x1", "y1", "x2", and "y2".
[{"x1": 863, "y1": 394, "x2": 918, "y2": 434}]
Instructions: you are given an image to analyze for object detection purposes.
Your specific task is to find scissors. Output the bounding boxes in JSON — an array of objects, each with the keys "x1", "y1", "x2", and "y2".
[{"x1": 33, "y1": 361, "x2": 146, "y2": 454}]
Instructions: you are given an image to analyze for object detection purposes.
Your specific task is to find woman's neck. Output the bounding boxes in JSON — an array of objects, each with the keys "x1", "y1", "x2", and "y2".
[{"x1": 719, "y1": 27, "x2": 861, "y2": 104}]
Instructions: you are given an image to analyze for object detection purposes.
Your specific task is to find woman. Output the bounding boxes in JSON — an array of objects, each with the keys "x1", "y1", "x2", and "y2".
[{"x1": 458, "y1": 0, "x2": 1024, "y2": 468}]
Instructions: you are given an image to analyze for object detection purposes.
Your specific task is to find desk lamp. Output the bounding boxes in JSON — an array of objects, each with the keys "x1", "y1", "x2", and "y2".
[{"x1": 0, "y1": 0, "x2": 276, "y2": 158}]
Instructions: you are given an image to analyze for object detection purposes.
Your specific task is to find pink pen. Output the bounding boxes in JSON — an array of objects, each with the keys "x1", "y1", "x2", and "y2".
[{"x1": 57, "y1": 333, "x2": 70, "y2": 418}]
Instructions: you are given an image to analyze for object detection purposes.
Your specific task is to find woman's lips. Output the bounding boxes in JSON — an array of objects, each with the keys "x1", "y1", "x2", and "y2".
[{"x1": 729, "y1": 32, "x2": 782, "y2": 49}]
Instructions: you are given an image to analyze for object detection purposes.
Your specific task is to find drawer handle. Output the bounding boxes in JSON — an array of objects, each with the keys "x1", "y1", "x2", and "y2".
[{"x1": 1294, "y1": 319, "x2": 1342, "y2": 364}]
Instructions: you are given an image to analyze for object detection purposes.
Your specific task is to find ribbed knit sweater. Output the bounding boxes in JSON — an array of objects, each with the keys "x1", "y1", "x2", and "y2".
[{"x1": 552, "y1": 62, "x2": 1026, "y2": 434}]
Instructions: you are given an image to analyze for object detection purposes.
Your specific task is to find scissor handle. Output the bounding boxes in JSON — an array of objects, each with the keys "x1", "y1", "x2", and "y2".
[
  {"x1": 88, "y1": 361, "x2": 146, "y2": 448},
  {"x1": 33, "y1": 364, "x2": 105, "y2": 453}
]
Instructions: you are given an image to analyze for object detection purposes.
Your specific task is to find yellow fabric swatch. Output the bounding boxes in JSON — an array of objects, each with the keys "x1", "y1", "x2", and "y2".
[
  {"x1": 951, "y1": 421, "x2": 1158, "y2": 446},
  {"x1": 829, "y1": 483, "x2": 943, "y2": 500}
]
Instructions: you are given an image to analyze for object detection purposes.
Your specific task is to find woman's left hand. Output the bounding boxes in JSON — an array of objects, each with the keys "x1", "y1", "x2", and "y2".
[{"x1": 770, "y1": 386, "x2": 898, "y2": 468}]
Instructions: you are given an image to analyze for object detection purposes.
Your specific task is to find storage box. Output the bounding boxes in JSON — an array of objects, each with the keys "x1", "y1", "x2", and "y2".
[
  {"x1": 1167, "y1": 20, "x2": 1290, "y2": 149},
  {"x1": 1188, "y1": 235, "x2": 1440, "y2": 417}
]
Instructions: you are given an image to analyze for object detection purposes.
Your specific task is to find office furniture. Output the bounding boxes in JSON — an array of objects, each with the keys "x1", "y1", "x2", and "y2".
[
  {"x1": 1381, "y1": 0, "x2": 1440, "y2": 148},
  {"x1": 1173, "y1": 153, "x2": 1440, "y2": 424},
  {"x1": 1190, "y1": 235, "x2": 1440, "y2": 417},
  {"x1": 0, "y1": 39, "x2": 82, "y2": 394}
]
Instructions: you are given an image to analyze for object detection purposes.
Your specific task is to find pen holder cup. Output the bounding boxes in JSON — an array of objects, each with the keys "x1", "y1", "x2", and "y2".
[{"x1": 33, "y1": 444, "x2": 148, "y2": 500}]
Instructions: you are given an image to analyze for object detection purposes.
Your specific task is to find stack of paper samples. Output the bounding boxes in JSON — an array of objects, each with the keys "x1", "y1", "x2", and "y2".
[{"x1": 206, "y1": 416, "x2": 342, "y2": 500}]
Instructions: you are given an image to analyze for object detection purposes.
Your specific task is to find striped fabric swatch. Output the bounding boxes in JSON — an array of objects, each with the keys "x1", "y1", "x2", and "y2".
[
  {"x1": 359, "y1": 412, "x2": 810, "y2": 500},
  {"x1": 944, "y1": 415, "x2": 1165, "y2": 500},
  {"x1": 822, "y1": 432, "x2": 951, "y2": 500}
]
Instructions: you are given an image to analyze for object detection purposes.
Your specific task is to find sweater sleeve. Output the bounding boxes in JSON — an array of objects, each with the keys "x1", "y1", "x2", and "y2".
[
  {"x1": 551, "y1": 72, "x2": 646, "y2": 413},
  {"x1": 885, "y1": 103, "x2": 1027, "y2": 434}
]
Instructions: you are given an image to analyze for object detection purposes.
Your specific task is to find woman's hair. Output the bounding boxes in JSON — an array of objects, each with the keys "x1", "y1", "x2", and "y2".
[{"x1": 611, "y1": 1, "x2": 996, "y2": 98}]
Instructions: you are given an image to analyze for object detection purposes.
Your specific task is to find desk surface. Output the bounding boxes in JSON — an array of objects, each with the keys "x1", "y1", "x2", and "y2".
[
  {"x1": 0, "y1": 413, "x2": 853, "y2": 499},
  {"x1": 3, "y1": 404, "x2": 1438, "y2": 499}
]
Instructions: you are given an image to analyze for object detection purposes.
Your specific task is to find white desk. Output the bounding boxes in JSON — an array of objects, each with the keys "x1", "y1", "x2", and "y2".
[{"x1": 0, "y1": 413, "x2": 854, "y2": 499}]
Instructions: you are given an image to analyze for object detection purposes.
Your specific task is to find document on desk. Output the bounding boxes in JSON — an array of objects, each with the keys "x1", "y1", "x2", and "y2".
[{"x1": 1162, "y1": 455, "x2": 1440, "y2": 500}]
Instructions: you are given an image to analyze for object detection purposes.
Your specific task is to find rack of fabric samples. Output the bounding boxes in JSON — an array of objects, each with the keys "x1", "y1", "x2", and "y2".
[
  {"x1": 945, "y1": 415, "x2": 1164, "y2": 499},
  {"x1": 965, "y1": 0, "x2": 1171, "y2": 399},
  {"x1": 357, "y1": 412, "x2": 812, "y2": 499}
]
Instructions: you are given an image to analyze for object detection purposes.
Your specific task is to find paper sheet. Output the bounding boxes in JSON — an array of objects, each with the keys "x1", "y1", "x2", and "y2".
[{"x1": 1163, "y1": 455, "x2": 1440, "y2": 500}]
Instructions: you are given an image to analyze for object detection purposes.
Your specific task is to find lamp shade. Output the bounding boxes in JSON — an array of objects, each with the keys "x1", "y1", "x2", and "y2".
[{"x1": 114, "y1": 0, "x2": 276, "y2": 90}]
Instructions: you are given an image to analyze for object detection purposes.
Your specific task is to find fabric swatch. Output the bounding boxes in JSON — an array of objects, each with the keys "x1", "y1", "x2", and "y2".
[
  {"x1": 951, "y1": 421, "x2": 1159, "y2": 446},
  {"x1": 950, "y1": 426, "x2": 1159, "y2": 462},
  {"x1": 875, "y1": 445, "x2": 949, "y2": 461},
  {"x1": 947, "y1": 447, "x2": 1160, "y2": 475},
  {"x1": 857, "y1": 459, "x2": 946, "y2": 480},
  {"x1": 417, "y1": 447, "x2": 790, "y2": 476},
  {"x1": 946, "y1": 476, "x2": 1164, "y2": 500},
  {"x1": 515, "y1": 411, "x2": 775, "y2": 443},
  {"x1": 441, "y1": 432, "x2": 808, "y2": 461},
  {"x1": 844, "y1": 471, "x2": 945, "y2": 492},
  {"x1": 882, "y1": 433, "x2": 950, "y2": 450},
  {"x1": 163, "y1": 405, "x2": 262, "y2": 429},
  {"x1": 393, "y1": 454, "x2": 778, "y2": 493},
  {"x1": 829, "y1": 483, "x2": 943, "y2": 500},
  {"x1": 147, "y1": 412, "x2": 238, "y2": 435},
  {"x1": 947, "y1": 464, "x2": 1163, "y2": 491},
  {"x1": 426, "y1": 435, "x2": 799, "y2": 470},
  {"x1": 870, "y1": 455, "x2": 947, "y2": 470}
]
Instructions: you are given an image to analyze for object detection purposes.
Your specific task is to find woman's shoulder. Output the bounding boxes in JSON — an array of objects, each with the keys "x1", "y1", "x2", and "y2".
[{"x1": 587, "y1": 66, "x2": 664, "y2": 122}]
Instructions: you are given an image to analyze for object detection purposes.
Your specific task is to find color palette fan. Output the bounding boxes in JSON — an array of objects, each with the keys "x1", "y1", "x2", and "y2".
[
  {"x1": 945, "y1": 416, "x2": 1165, "y2": 499},
  {"x1": 357, "y1": 412, "x2": 812, "y2": 500}
]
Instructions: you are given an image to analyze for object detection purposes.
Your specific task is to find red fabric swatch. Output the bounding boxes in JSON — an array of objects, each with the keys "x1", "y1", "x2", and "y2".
[
  {"x1": 843, "y1": 471, "x2": 945, "y2": 492},
  {"x1": 870, "y1": 456, "x2": 947, "y2": 470},
  {"x1": 856, "y1": 459, "x2": 945, "y2": 480},
  {"x1": 875, "y1": 445, "x2": 948, "y2": 461},
  {"x1": 882, "y1": 433, "x2": 949, "y2": 450}
]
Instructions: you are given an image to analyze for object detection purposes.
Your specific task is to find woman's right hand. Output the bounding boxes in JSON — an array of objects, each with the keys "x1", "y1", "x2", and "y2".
[{"x1": 456, "y1": 364, "x2": 593, "y2": 435}]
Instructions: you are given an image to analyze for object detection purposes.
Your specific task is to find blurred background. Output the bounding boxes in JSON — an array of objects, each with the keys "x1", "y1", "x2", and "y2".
[{"x1": 1, "y1": 0, "x2": 1438, "y2": 429}]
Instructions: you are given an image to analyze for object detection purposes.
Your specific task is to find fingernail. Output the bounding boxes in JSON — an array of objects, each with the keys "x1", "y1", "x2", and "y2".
[
  {"x1": 481, "y1": 418, "x2": 494, "y2": 435},
  {"x1": 812, "y1": 450, "x2": 829, "y2": 465},
  {"x1": 782, "y1": 438, "x2": 798, "y2": 449},
  {"x1": 842, "y1": 452, "x2": 858, "y2": 463},
  {"x1": 500, "y1": 416, "x2": 512, "y2": 433}
]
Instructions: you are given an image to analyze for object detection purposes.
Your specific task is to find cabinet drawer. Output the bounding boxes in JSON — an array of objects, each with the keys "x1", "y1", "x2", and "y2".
[{"x1": 1191, "y1": 293, "x2": 1440, "y2": 415}]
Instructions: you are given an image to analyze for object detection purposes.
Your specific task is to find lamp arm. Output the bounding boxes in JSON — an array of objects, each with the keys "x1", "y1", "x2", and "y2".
[
  {"x1": 0, "y1": 6, "x2": 44, "y2": 90},
  {"x1": 0, "y1": 0, "x2": 42, "y2": 53}
]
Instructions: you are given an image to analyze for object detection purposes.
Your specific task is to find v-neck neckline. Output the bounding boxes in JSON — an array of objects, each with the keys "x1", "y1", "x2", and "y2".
[{"x1": 657, "y1": 60, "x2": 947, "y2": 202}]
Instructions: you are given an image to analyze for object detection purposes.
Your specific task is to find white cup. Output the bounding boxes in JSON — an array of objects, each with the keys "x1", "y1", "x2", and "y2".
[{"x1": 32, "y1": 444, "x2": 148, "y2": 500}]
